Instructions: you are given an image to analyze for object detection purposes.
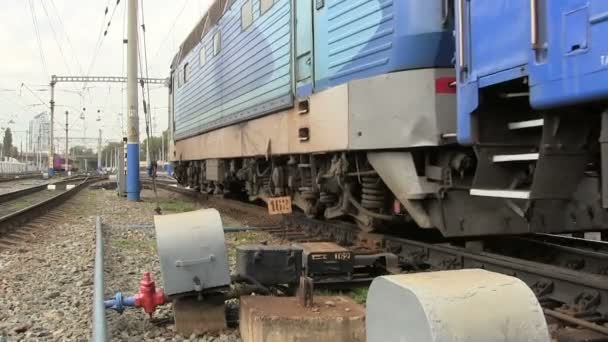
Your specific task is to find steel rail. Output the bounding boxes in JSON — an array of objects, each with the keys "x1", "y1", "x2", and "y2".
[
  {"x1": 384, "y1": 236, "x2": 608, "y2": 319},
  {"x1": 0, "y1": 184, "x2": 50, "y2": 205},
  {"x1": 544, "y1": 308, "x2": 608, "y2": 336},
  {"x1": 485, "y1": 235, "x2": 608, "y2": 276},
  {"x1": 0, "y1": 176, "x2": 89, "y2": 205},
  {"x1": 0, "y1": 177, "x2": 97, "y2": 231},
  {"x1": 0, "y1": 173, "x2": 42, "y2": 183},
  {"x1": 93, "y1": 216, "x2": 107, "y2": 342}
]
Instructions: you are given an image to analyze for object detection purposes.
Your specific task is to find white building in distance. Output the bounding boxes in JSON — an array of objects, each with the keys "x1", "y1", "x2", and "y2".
[{"x1": 28, "y1": 112, "x2": 50, "y2": 154}]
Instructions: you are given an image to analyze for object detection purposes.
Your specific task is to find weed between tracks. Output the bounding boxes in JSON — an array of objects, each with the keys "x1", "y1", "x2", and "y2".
[
  {"x1": 154, "y1": 196, "x2": 196, "y2": 213},
  {"x1": 315, "y1": 287, "x2": 369, "y2": 305}
]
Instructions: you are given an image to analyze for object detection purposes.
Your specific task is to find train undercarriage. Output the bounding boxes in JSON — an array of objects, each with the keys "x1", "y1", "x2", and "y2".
[{"x1": 173, "y1": 110, "x2": 608, "y2": 239}]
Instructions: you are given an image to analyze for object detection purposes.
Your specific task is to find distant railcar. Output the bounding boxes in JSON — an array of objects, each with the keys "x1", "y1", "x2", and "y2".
[
  {"x1": 169, "y1": 0, "x2": 608, "y2": 238},
  {"x1": 53, "y1": 157, "x2": 77, "y2": 172}
]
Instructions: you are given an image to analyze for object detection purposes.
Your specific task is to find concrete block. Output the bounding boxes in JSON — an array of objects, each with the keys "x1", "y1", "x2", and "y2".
[
  {"x1": 173, "y1": 297, "x2": 226, "y2": 336},
  {"x1": 47, "y1": 185, "x2": 56, "y2": 190},
  {"x1": 66, "y1": 184, "x2": 76, "y2": 190},
  {"x1": 240, "y1": 296, "x2": 365, "y2": 342}
]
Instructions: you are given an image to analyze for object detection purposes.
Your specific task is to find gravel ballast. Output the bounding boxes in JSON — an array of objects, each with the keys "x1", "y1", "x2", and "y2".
[{"x1": 0, "y1": 187, "x2": 280, "y2": 341}]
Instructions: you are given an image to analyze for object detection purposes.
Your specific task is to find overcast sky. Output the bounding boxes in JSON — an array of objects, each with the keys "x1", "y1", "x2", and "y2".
[{"x1": 0, "y1": 0, "x2": 212, "y2": 151}]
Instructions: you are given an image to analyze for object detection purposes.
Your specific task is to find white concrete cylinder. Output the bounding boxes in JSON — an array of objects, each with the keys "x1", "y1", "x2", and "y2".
[{"x1": 366, "y1": 269, "x2": 549, "y2": 342}]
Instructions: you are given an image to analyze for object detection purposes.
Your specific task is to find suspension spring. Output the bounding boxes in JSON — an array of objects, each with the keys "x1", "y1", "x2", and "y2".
[
  {"x1": 361, "y1": 176, "x2": 386, "y2": 211},
  {"x1": 298, "y1": 163, "x2": 316, "y2": 200},
  {"x1": 319, "y1": 192, "x2": 338, "y2": 205}
]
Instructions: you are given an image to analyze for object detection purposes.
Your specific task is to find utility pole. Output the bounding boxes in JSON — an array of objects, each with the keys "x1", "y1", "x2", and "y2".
[
  {"x1": 161, "y1": 131, "x2": 165, "y2": 162},
  {"x1": 48, "y1": 80, "x2": 56, "y2": 176},
  {"x1": 126, "y1": 0, "x2": 140, "y2": 201},
  {"x1": 65, "y1": 110, "x2": 69, "y2": 173},
  {"x1": 98, "y1": 129, "x2": 102, "y2": 171}
]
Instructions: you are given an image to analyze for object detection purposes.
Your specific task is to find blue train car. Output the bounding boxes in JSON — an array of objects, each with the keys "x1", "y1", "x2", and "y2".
[
  {"x1": 306, "y1": 0, "x2": 453, "y2": 94},
  {"x1": 169, "y1": 0, "x2": 608, "y2": 239},
  {"x1": 457, "y1": 0, "x2": 608, "y2": 144},
  {"x1": 455, "y1": 0, "x2": 608, "y2": 234},
  {"x1": 172, "y1": 0, "x2": 453, "y2": 140},
  {"x1": 530, "y1": 0, "x2": 608, "y2": 109}
]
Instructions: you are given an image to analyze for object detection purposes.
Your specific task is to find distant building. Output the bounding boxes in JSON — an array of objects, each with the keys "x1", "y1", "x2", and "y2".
[{"x1": 29, "y1": 112, "x2": 50, "y2": 153}]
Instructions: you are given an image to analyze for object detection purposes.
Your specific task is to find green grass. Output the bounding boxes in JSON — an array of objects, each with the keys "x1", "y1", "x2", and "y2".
[
  {"x1": 157, "y1": 199, "x2": 195, "y2": 213},
  {"x1": 314, "y1": 287, "x2": 369, "y2": 305},
  {"x1": 350, "y1": 287, "x2": 368, "y2": 305}
]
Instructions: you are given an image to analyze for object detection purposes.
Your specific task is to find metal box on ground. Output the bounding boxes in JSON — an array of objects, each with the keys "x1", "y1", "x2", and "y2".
[
  {"x1": 236, "y1": 245, "x2": 302, "y2": 286},
  {"x1": 154, "y1": 209, "x2": 231, "y2": 297},
  {"x1": 295, "y1": 242, "x2": 353, "y2": 278}
]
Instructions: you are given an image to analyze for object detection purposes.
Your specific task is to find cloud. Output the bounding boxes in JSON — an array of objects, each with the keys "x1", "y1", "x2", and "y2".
[{"x1": 0, "y1": 0, "x2": 211, "y2": 151}]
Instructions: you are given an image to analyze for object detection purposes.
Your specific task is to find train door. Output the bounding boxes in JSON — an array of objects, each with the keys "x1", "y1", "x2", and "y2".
[
  {"x1": 529, "y1": 0, "x2": 608, "y2": 109},
  {"x1": 295, "y1": 0, "x2": 314, "y2": 98}
]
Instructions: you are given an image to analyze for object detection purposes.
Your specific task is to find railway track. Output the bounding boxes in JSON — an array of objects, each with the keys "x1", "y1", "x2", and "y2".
[
  {"x1": 146, "y1": 179, "x2": 608, "y2": 338},
  {"x1": 0, "y1": 172, "x2": 43, "y2": 183},
  {"x1": 0, "y1": 175, "x2": 100, "y2": 251}
]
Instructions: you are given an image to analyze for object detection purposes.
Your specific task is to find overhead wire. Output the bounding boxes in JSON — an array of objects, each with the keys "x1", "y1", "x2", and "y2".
[
  {"x1": 83, "y1": 0, "x2": 122, "y2": 93},
  {"x1": 139, "y1": 0, "x2": 161, "y2": 214},
  {"x1": 27, "y1": 0, "x2": 49, "y2": 77},
  {"x1": 49, "y1": 0, "x2": 84, "y2": 75},
  {"x1": 149, "y1": 0, "x2": 191, "y2": 73},
  {"x1": 39, "y1": 0, "x2": 83, "y2": 95},
  {"x1": 20, "y1": 83, "x2": 49, "y2": 109},
  {"x1": 39, "y1": 1, "x2": 73, "y2": 77}
]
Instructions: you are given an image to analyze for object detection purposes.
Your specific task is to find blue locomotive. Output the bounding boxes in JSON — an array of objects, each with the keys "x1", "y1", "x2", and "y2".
[{"x1": 170, "y1": 0, "x2": 608, "y2": 238}]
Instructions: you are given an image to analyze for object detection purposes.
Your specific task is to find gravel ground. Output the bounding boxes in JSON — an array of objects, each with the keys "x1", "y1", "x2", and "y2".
[
  {"x1": 0, "y1": 186, "x2": 281, "y2": 341},
  {"x1": 0, "y1": 179, "x2": 50, "y2": 195}
]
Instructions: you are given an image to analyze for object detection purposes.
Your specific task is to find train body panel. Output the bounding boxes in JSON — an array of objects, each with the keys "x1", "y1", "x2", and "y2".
[
  {"x1": 173, "y1": 0, "x2": 294, "y2": 140},
  {"x1": 456, "y1": 0, "x2": 608, "y2": 144},
  {"x1": 529, "y1": 0, "x2": 608, "y2": 108},
  {"x1": 172, "y1": 0, "x2": 454, "y2": 141},
  {"x1": 311, "y1": 0, "x2": 454, "y2": 92},
  {"x1": 172, "y1": 68, "x2": 454, "y2": 161},
  {"x1": 456, "y1": 0, "x2": 531, "y2": 144}
]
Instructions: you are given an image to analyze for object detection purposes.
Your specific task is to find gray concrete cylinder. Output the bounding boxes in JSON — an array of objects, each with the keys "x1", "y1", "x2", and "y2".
[{"x1": 366, "y1": 269, "x2": 550, "y2": 342}]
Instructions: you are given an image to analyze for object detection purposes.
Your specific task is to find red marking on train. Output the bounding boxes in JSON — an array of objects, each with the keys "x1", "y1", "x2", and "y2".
[{"x1": 435, "y1": 77, "x2": 457, "y2": 94}]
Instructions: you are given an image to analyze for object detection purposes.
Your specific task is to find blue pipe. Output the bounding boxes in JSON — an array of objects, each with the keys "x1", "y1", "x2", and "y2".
[
  {"x1": 104, "y1": 292, "x2": 137, "y2": 314},
  {"x1": 126, "y1": 143, "x2": 140, "y2": 201}
]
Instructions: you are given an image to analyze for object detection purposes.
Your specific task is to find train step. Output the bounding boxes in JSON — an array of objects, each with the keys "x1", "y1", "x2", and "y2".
[
  {"x1": 469, "y1": 189, "x2": 531, "y2": 199},
  {"x1": 507, "y1": 119, "x2": 544, "y2": 130},
  {"x1": 492, "y1": 153, "x2": 539, "y2": 163}
]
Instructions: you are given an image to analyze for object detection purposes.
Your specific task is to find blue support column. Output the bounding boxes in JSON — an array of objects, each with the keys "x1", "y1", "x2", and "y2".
[{"x1": 126, "y1": 143, "x2": 140, "y2": 201}]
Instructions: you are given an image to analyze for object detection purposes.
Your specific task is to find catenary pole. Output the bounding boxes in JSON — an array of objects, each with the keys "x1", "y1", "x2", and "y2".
[
  {"x1": 126, "y1": 0, "x2": 140, "y2": 200},
  {"x1": 48, "y1": 80, "x2": 55, "y2": 176}
]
